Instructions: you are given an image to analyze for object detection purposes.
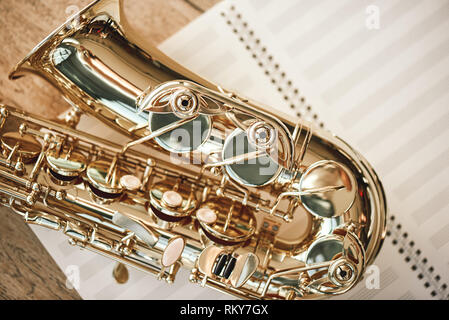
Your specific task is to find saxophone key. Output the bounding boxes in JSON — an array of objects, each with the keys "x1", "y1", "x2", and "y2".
[
  {"x1": 158, "y1": 236, "x2": 185, "y2": 281},
  {"x1": 162, "y1": 190, "x2": 183, "y2": 208},
  {"x1": 85, "y1": 160, "x2": 129, "y2": 203},
  {"x1": 89, "y1": 227, "x2": 113, "y2": 251},
  {"x1": 198, "y1": 246, "x2": 259, "y2": 288},
  {"x1": 148, "y1": 112, "x2": 212, "y2": 153},
  {"x1": 196, "y1": 197, "x2": 256, "y2": 246},
  {"x1": 304, "y1": 229, "x2": 363, "y2": 292},
  {"x1": 196, "y1": 207, "x2": 217, "y2": 224},
  {"x1": 24, "y1": 211, "x2": 61, "y2": 230},
  {"x1": 222, "y1": 256, "x2": 236, "y2": 279},
  {"x1": 64, "y1": 222, "x2": 88, "y2": 242},
  {"x1": 299, "y1": 160, "x2": 357, "y2": 218},
  {"x1": 119, "y1": 174, "x2": 141, "y2": 191},
  {"x1": 148, "y1": 180, "x2": 197, "y2": 223},
  {"x1": 45, "y1": 147, "x2": 86, "y2": 186},
  {"x1": 161, "y1": 236, "x2": 185, "y2": 268},
  {"x1": 1, "y1": 132, "x2": 41, "y2": 164},
  {"x1": 212, "y1": 254, "x2": 228, "y2": 277},
  {"x1": 222, "y1": 128, "x2": 282, "y2": 187},
  {"x1": 112, "y1": 211, "x2": 158, "y2": 247}
]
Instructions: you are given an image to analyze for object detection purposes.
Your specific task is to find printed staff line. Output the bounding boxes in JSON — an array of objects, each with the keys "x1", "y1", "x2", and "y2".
[
  {"x1": 357, "y1": 74, "x2": 449, "y2": 152},
  {"x1": 411, "y1": 185, "x2": 449, "y2": 225},
  {"x1": 267, "y1": 0, "x2": 324, "y2": 34},
  {"x1": 399, "y1": 291, "x2": 416, "y2": 300},
  {"x1": 305, "y1": 0, "x2": 419, "y2": 81},
  {"x1": 287, "y1": 0, "x2": 363, "y2": 58},
  {"x1": 377, "y1": 111, "x2": 449, "y2": 176},
  {"x1": 93, "y1": 271, "x2": 131, "y2": 299},
  {"x1": 197, "y1": 51, "x2": 238, "y2": 78},
  {"x1": 79, "y1": 255, "x2": 111, "y2": 282},
  {"x1": 340, "y1": 33, "x2": 449, "y2": 128},
  {"x1": 348, "y1": 266, "x2": 398, "y2": 300},
  {"x1": 169, "y1": 28, "x2": 220, "y2": 66},
  {"x1": 248, "y1": 0, "x2": 270, "y2": 12},
  {"x1": 430, "y1": 222, "x2": 449, "y2": 250},
  {"x1": 394, "y1": 147, "x2": 449, "y2": 200},
  {"x1": 327, "y1": 0, "x2": 449, "y2": 108}
]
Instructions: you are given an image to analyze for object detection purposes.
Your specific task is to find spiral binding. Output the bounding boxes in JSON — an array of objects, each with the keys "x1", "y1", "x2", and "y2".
[
  {"x1": 221, "y1": 5, "x2": 324, "y2": 128},
  {"x1": 221, "y1": 4, "x2": 448, "y2": 300},
  {"x1": 388, "y1": 215, "x2": 448, "y2": 299}
]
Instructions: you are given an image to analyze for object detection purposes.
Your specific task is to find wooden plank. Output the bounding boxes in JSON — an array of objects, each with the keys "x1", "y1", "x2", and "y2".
[
  {"x1": 0, "y1": 0, "x2": 220, "y2": 299},
  {"x1": 0, "y1": 207, "x2": 82, "y2": 299}
]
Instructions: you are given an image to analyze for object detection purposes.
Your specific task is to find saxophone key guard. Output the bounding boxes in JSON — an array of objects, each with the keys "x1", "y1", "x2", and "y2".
[
  {"x1": 85, "y1": 160, "x2": 129, "y2": 202},
  {"x1": 196, "y1": 197, "x2": 256, "y2": 246},
  {"x1": 148, "y1": 179, "x2": 197, "y2": 222}
]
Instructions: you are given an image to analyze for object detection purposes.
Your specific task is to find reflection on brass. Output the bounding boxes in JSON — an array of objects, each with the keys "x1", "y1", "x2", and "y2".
[
  {"x1": 1, "y1": 132, "x2": 41, "y2": 161},
  {"x1": 0, "y1": 0, "x2": 387, "y2": 299},
  {"x1": 113, "y1": 262, "x2": 129, "y2": 284},
  {"x1": 299, "y1": 160, "x2": 357, "y2": 218},
  {"x1": 46, "y1": 149, "x2": 86, "y2": 178},
  {"x1": 86, "y1": 160, "x2": 129, "y2": 196},
  {"x1": 197, "y1": 197, "x2": 256, "y2": 246}
]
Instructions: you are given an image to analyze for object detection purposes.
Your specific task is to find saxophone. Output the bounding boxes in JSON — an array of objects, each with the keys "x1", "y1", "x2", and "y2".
[{"x1": 1, "y1": 0, "x2": 387, "y2": 300}]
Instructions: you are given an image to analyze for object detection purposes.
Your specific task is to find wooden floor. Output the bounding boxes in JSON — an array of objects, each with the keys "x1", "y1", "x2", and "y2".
[{"x1": 0, "y1": 0, "x2": 220, "y2": 300}]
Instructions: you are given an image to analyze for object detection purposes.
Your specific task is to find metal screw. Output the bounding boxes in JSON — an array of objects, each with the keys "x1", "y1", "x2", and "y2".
[
  {"x1": 335, "y1": 264, "x2": 353, "y2": 282},
  {"x1": 255, "y1": 127, "x2": 269, "y2": 144},
  {"x1": 248, "y1": 121, "x2": 277, "y2": 151}
]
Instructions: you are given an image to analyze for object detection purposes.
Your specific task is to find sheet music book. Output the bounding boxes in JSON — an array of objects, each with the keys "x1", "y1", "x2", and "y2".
[{"x1": 31, "y1": 0, "x2": 449, "y2": 300}]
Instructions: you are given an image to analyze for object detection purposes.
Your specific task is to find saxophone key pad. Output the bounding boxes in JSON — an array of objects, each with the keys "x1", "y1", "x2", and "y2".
[
  {"x1": 149, "y1": 112, "x2": 212, "y2": 153},
  {"x1": 222, "y1": 128, "x2": 281, "y2": 187},
  {"x1": 119, "y1": 174, "x2": 141, "y2": 191},
  {"x1": 162, "y1": 190, "x2": 183, "y2": 208},
  {"x1": 1, "y1": 131, "x2": 41, "y2": 162},
  {"x1": 86, "y1": 160, "x2": 129, "y2": 200},
  {"x1": 149, "y1": 180, "x2": 197, "y2": 222},
  {"x1": 306, "y1": 235, "x2": 344, "y2": 278},
  {"x1": 196, "y1": 207, "x2": 217, "y2": 224},
  {"x1": 46, "y1": 148, "x2": 86, "y2": 184}
]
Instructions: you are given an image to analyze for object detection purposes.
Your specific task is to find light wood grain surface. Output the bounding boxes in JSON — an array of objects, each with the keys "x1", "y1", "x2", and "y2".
[{"x1": 0, "y1": 0, "x2": 220, "y2": 300}]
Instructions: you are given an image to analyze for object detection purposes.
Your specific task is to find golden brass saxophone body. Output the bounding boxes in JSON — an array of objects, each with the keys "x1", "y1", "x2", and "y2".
[{"x1": 1, "y1": 0, "x2": 387, "y2": 299}]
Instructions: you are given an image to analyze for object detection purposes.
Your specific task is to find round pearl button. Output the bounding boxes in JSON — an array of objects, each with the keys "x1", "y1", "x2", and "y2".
[
  {"x1": 162, "y1": 190, "x2": 183, "y2": 208},
  {"x1": 120, "y1": 175, "x2": 141, "y2": 191},
  {"x1": 162, "y1": 237, "x2": 185, "y2": 267},
  {"x1": 196, "y1": 207, "x2": 217, "y2": 224}
]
